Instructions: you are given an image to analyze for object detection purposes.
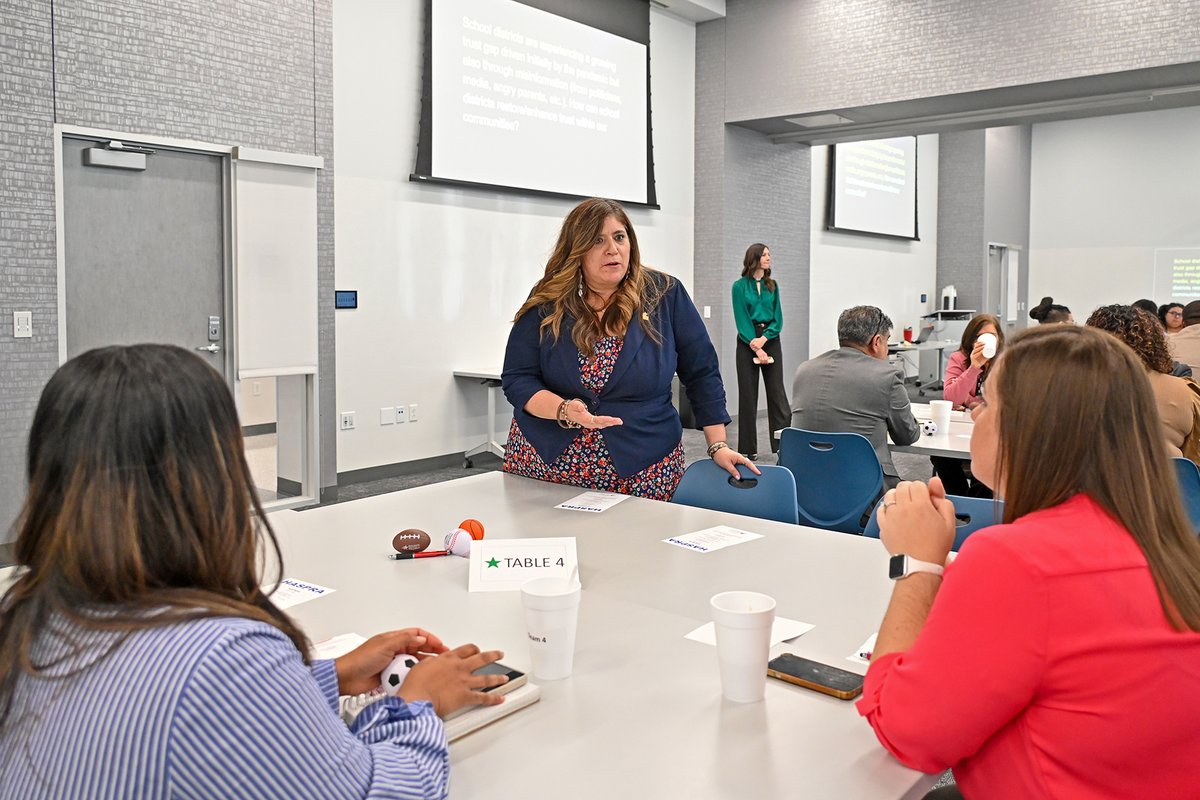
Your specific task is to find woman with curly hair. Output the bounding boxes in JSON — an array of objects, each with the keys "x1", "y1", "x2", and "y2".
[{"x1": 1086, "y1": 304, "x2": 1197, "y2": 458}]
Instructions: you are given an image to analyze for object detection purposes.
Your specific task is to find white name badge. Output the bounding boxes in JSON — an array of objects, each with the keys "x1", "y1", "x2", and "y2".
[{"x1": 468, "y1": 537, "x2": 578, "y2": 592}]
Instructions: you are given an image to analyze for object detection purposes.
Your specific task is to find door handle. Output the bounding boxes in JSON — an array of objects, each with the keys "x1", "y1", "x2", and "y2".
[{"x1": 195, "y1": 343, "x2": 221, "y2": 354}]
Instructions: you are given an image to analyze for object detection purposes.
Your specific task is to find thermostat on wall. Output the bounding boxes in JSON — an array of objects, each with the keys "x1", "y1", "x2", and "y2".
[{"x1": 335, "y1": 290, "x2": 358, "y2": 309}]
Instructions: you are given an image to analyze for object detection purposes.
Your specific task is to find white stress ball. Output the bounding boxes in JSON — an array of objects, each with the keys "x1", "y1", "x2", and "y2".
[
  {"x1": 921, "y1": 420, "x2": 938, "y2": 436},
  {"x1": 444, "y1": 528, "x2": 474, "y2": 557},
  {"x1": 381, "y1": 653, "x2": 418, "y2": 694}
]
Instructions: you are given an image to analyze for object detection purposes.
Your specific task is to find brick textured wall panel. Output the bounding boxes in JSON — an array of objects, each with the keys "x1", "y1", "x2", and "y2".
[
  {"x1": 724, "y1": 0, "x2": 1200, "y2": 121},
  {"x1": 0, "y1": 0, "x2": 336, "y2": 536}
]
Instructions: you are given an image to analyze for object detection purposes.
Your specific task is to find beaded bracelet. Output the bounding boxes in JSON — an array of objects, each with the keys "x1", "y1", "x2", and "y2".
[
  {"x1": 706, "y1": 441, "x2": 729, "y2": 458},
  {"x1": 557, "y1": 398, "x2": 583, "y2": 429}
]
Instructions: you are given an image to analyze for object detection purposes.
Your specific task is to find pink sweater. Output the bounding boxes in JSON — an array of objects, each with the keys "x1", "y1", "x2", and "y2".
[
  {"x1": 942, "y1": 350, "x2": 983, "y2": 408},
  {"x1": 858, "y1": 494, "x2": 1200, "y2": 799}
]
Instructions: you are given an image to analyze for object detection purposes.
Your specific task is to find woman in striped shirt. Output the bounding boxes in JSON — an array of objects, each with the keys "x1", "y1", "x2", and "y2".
[{"x1": 0, "y1": 344, "x2": 506, "y2": 799}]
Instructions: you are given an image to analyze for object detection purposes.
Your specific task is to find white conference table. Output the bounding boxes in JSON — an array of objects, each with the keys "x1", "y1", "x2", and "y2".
[
  {"x1": 452, "y1": 368, "x2": 506, "y2": 467},
  {"x1": 269, "y1": 472, "x2": 936, "y2": 799},
  {"x1": 891, "y1": 403, "x2": 973, "y2": 460}
]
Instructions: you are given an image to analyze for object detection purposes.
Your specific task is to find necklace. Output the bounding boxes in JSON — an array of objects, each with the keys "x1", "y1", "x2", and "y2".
[{"x1": 586, "y1": 290, "x2": 617, "y2": 314}]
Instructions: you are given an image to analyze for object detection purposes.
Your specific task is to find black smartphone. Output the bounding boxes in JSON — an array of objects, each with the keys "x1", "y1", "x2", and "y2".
[
  {"x1": 475, "y1": 661, "x2": 526, "y2": 695},
  {"x1": 767, "y1": 653, "x2": 864, "y2": 700},
  {"x1": 441, "y1": 662, "x2": 527, "y2": 720}
]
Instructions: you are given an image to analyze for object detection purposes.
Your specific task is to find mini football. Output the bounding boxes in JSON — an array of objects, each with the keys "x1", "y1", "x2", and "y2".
[
  {"x1": 381, "y1": 653, "x2": 418, "y2": 693},
  {"x1": 392, "y1": 528, "x2": 431, "y2": 553},
  {"x1": 921, "y1": 420, "x2": 938, "y2": 436}
]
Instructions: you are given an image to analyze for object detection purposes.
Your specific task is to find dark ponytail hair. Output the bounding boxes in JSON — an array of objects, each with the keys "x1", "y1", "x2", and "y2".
[{"x1": 1030, "y1": 296, "x2": 1072, "y2": 324}]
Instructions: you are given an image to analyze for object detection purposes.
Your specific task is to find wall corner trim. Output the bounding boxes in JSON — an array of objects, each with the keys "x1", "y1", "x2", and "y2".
[{"x1": 233, "y1": 147, "x2": 324, "y2": 169}]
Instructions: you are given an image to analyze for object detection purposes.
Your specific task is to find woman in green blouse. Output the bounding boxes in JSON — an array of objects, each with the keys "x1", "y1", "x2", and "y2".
[{"x1": 731, "y1": 243, "x2": 789, "y2": 460}]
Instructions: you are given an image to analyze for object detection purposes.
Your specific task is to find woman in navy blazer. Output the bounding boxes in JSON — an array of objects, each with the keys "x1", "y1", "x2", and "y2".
[{"x1": 502, "y1": 198, "x2": 754, "y2": 500}]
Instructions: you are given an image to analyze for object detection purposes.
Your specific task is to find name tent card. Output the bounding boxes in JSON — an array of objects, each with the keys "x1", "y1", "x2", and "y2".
[{"x1": 469, "y1": 537, "x2": 579, "y2": 592}]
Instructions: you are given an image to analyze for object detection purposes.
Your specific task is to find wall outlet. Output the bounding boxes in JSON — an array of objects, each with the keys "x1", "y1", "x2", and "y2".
[
  {"x1": 702, "y1": 305, "x2": 711, "y2": 319},
  {"x1": 409, "y1": 404, "x2": 418, "y2": 422},
  {"x1": 379, "y1": 406, "x2": 394, "y2": 425},
  {"x1": 252, "y1": 380, "x2": 262, "y2": 396},
  {"x1": 13, "y1": 311, "x2": 32, "y2": 338},
  {"x1": 340, "y1": 412, "x2": 356, "y2": 430},
  {"x1": 395, "y1": 404, "x2": 407, "y2": 424}
]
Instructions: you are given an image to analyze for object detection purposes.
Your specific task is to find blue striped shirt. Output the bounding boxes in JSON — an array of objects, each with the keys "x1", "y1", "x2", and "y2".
[{"x1": 0, "y1": 615, "x2": 449, "y2": 799}]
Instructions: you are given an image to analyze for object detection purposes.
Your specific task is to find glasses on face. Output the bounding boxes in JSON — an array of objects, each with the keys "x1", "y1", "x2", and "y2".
[{"x1": 1169, "y1": 311, "x2": 1184, "y2": 318}]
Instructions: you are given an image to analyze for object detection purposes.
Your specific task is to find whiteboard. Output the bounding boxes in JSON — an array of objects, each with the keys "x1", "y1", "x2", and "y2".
[{"x1": 234, "y1": 159, "x2": 319, "y2": 373}]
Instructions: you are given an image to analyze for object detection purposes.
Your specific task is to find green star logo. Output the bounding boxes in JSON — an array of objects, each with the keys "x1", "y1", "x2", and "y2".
[{"x1": 486, "y1": 557, "x2": 500, "y2": 568}]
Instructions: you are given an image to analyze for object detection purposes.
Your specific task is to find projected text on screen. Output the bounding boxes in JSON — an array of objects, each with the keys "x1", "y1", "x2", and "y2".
[{"x1": 431, "y1": 0, "x2": 648, "y2": 203}]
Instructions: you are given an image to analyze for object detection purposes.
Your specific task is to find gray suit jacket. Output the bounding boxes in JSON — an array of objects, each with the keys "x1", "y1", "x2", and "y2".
[{"x1": 789, "y1": 347, "x2": 920, "y2": 481}]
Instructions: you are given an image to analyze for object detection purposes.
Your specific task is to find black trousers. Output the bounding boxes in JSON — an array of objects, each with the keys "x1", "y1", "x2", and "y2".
[
  {"x1": 735, "y1": 333, "x2": 790, "y2": 455},
  {"x1": 930, "y1": 457, "x2": 993, "y2": 499}
]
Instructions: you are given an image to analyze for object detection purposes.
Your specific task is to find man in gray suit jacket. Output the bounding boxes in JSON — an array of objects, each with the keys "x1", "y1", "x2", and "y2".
[{"x1": 790, "y1": 306, "x2": 919, "y2": 487}]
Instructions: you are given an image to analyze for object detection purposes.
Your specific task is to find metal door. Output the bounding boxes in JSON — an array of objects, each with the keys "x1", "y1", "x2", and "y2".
[{"x1": 61, "y1": 136, "x2": 228, "y2": 373}]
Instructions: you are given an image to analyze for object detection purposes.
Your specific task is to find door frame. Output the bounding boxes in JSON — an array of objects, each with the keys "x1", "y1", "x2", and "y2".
[
  {"x1": 54, "y1": 125, "x2": 320, "y2": 512},
  {"x1": 55, "y1": 125, "x2": 237, "y2": 374}
]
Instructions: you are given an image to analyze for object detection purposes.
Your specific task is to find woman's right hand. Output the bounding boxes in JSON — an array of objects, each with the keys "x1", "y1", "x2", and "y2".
[
  {"x1": 969, "y1": 339, "x2": 990, "y2": 370},
  {"x1": 396, "y1": 643, "x2": 509, "y2": 717},
  {"x1": 565, "y1": 399, "x2": 623, "y2": 429}
]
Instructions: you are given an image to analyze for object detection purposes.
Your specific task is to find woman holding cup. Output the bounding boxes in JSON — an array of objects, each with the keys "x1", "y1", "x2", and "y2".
[{"x1": 934, "y1": 314, "x2": 1003, "y2": 497}]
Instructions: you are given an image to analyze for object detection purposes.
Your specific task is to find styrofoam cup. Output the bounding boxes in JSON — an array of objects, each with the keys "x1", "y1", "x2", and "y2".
[
  {"x1": 710, "y1": 591, "x2": 776, "y2": 703},
  {"x1": 929, "y1": 400, "x2": 952, "y2": 432},
  {"x1": 977, "y1": 332, "x2": 998, "y2": 359},
  {"x1": 521, "y1": 576, "x2": 581, "y2": 680}
]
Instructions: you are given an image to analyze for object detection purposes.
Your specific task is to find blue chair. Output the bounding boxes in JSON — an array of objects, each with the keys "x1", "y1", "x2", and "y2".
[
  {"x1": 864, "y1": 494, "x2": 1004, "y2": 551},
  {"x1": 1171, "y1": 457, "x2": 1200, "y2": 534},
  {"x1": 777, "y1": 428, "x2": 884, "y2": 534},
  {"x1": 671, "y1": 460, "x2": 800, "y2": 524}
]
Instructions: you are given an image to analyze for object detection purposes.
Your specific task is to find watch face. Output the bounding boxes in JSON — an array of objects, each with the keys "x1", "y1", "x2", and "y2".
[{"x1": 888, "y1": 554, "x2": 906, "y2": 580}]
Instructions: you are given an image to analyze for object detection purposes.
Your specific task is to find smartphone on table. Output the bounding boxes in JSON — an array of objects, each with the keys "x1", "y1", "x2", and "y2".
[
  {"x1": 442, "y1": 662, "x2": 527, "y2": 720},
  {"x1": 767, "y1": 653, "x2": 864, "y2": 700}
]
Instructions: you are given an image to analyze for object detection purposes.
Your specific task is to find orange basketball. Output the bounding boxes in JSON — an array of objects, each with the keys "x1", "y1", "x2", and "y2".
[{"x1": 459, "y1": 518, "x2": 485, "y2": 540}]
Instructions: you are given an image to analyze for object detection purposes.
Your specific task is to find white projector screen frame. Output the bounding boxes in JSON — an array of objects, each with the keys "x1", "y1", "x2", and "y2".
[
  {"x1": 413, "y1": 0, "x2": 656, "y2": 207},
  {"x1": 826, "y1": 136, "x2": 919, "y2": 241}
]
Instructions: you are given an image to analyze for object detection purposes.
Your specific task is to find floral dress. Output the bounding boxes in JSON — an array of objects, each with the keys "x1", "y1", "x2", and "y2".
[{"x1": 503, "y1": 336, "x2": 685, "y2": 501}]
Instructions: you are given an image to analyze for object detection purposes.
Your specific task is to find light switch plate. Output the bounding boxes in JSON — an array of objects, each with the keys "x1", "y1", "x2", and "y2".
[{"x1": 13, "y1": 311, "x2": 32, "y2": 338}]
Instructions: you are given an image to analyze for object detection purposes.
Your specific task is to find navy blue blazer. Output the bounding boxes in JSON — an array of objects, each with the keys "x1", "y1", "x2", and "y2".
[{"x1": 502, "y1": 276, "x2": 730, "y2": 478}]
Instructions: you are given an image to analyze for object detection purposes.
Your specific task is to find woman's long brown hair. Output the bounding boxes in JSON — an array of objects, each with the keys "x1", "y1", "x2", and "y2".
[
  {"x1": 0, "y1": 345, "x2": 310, "y2": 730},
  {"x1": 993, "y1": 326, "x2": 1200, "y2": 631},
  {"x1": 514, "y1": 198, "x2": 670, "y2": 356},
  {"x1": 740, "y1": 243, "x2": 775, "y2": 292},
  {"x1": 958, "y1": 313, "x2": 1005, "y2": 359}
]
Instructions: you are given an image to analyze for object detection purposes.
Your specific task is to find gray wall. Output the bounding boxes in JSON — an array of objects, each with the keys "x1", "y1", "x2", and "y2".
[
  {"x1": 983, "y1": 126, "x2": 1032, "y2": 323},
  {"x1": 0, "y1": 0, "x2": 336, "y2": 541},
  {"x1": 721, "y1": 0, "x2": 1200, "y2": 121},
  {"x1": 936, "y1": 131, "x2": 987, "y2": 311},
  {"x1": 694, "y1": 19, "x2": 809, "y2": 414},
  {"x1": 935, "y1": 126, "x2": 1033, "y2": 318}
]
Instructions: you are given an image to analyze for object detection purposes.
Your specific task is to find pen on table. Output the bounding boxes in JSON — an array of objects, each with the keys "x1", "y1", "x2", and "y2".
[{"x1": 388, "y1": 550, "x2": 450, "y2": 560}]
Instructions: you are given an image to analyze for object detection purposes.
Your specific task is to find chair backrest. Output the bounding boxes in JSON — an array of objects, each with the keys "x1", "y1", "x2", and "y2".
[
  {"x1": 670, "y1": 461, "x2": 800, "y2": 524},
  {"x1": 864, "y1": 494, "x2": 1004, "y2": 551},
  {"x1": 1171, "y1": 457, "x2": 1200, "y2": 534},
  {"x1": 777, "y1": 428, "x2": 884, "y2": 534}
]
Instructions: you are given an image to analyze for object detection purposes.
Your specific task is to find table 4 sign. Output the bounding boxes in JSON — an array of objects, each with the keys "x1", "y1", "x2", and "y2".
[{"x1": 468, "y1": 537, "x2": 579, "y2": 592}]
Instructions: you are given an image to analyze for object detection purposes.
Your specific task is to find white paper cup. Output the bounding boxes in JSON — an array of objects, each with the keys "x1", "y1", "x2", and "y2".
[
  {"x1": 710, "y1": 591, "x2": 776, "y2": 703},
  {"x1": 521, "y1": 576, "x2": 581, "y2": 681},
  {"x1": 977, "y1": 332, "x2": 998, "y2": 359},
  {"x1": 929, "y1": 400, "x2": 952, "y2": 432}
]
